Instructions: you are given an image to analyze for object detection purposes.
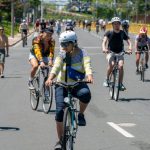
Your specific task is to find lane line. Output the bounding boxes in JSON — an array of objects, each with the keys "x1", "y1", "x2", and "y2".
[{"x1": 107, "y1": 122, "x2": 135, "y2": 138}]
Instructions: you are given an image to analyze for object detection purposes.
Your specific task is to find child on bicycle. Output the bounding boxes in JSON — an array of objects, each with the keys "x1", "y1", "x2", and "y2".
[
  {"x1": 135, "y1": 26, "x2": 150, "y2": 74},
  {"x1": 45, "y1": 31, "x2": 93, "y2": 150}
]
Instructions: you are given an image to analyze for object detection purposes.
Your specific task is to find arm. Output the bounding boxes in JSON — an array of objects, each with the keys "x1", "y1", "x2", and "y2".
[
  {"x1": 5, "y1": 35, "x2": 9, "y2": 56},
  {"x1": 126, "y1": 39, "x2": 132, "y2": 52},
  {"x1": 46, "y1": 56, "x2": 62, "y2": 85},
  {"x1": 102, "y1": 36, "x2": 109, "y2": 53},
  {"x1": 48, "y1": 40, "x2": 55, "y2": 66},
  {"x1": 83, "y1": 54, "x2": 93, "y2": 83}
]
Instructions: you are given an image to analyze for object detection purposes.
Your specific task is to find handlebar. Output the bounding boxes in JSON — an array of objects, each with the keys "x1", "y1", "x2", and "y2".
[{"x1": 52, "y1": 81, "x2": 90, "y2": 89}]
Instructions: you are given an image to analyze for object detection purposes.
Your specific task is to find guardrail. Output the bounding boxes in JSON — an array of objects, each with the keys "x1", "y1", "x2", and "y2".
[{"x1": 78, "y1": 22, "x2": 150, "y2": 35}]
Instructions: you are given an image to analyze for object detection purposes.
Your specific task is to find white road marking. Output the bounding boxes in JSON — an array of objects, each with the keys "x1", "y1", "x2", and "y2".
[
  {"x1": 118, "y1": 123, "x2": 136, "y2": 127},
  {"x1": 107, "y1": 122, "x2": 135, "y2": 138}
]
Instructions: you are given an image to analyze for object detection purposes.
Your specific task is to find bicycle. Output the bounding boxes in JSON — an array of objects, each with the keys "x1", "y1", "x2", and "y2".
[
  {"x1": 138, "y1": 46, "x2": 149, "y2": 82},
  {"x1": 53, "y1": 81, "x2": 89, "y2": 150},
  {"x1": 96, "y1": 25, "x2": 99, "y2": 34},
  {"x1": 30, "y1": 66, "x2": 53, "y2": 114},
  {"x1": 21, "y1": 30, "x2": 27, "y2": 47},
  {"x1": 108, "y1": 51, "x2": 129, "y2": 101}
]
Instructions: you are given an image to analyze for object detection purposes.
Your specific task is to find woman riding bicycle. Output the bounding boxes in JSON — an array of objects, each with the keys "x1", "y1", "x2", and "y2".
[
  {"x1": 45, "y1": 31, "x2": 93, "y2": 150},
  {"x1": 135, "y1": 26, "x2": 150, "y2": 74}
]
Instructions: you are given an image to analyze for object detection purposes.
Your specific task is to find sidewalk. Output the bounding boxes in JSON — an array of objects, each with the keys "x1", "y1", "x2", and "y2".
[{"x1": 8, "y1": 28, "x2": 34, "y2": 47}]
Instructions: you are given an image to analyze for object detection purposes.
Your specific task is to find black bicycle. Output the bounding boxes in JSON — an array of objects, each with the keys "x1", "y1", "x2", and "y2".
[
  {"x1": 109, "y1": 51, "x2": 129, "y2": 101},
  {"x1": 30, "y1": 66, "x2": 53, "y2": 114},
  {"x1": 21, "y1": 30, "x2": 27, "y2": 47},
  {"x1": 53, "y1": 81, "x2": 89, "y2": 150}
]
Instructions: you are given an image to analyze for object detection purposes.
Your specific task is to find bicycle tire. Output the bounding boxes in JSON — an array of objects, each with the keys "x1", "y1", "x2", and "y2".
[
  {"x1": 30, "y1": 77, "x2": 40, "y2": 110},
  {"x1": 114, "y1": 69, "x2": 120, "y2": 101},
  {"x1": 62, "y1": 107, "x2": 74, "y2": 150},
  {"x1": 142, "y1": 66, "x2": 145, "y2": 82},
  {"x1": 109, "y1": 72, "x2": 115, "y2": 99},
  {"x1": 42, "y1": 85, "x2": 53, "y2": 114}
]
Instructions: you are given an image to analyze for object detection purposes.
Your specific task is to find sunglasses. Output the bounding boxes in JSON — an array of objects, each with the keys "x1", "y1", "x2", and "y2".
[{"x1": 60, "y1": 42, "x2": 70, "y2": 48}]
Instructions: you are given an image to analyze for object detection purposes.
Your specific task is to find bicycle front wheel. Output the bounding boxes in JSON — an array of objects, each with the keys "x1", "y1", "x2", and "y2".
[
  {"x1": 30, "y1": 78, "x2": 40, "y2": 110},
  {"x1": 62, "y1": 107, "x2": 74, "y2": 150},
  {"x1": 113, "y1": 69, "x2": 120, "y2": 101},
  {"x1": 42, "y1": 85, "x2": 53, "y2": 114},
  {"x1": 140, "y1": 65, "x2": 145, "y2": 82},
  {"x1": 109, "y1": 72, "x2": 115, "y2": 99}
]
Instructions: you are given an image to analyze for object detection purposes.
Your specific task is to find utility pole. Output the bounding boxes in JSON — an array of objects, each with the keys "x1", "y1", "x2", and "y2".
[
  {"x1": 113, "y1": 0, "x2": 117, "y2": 16},
  {"x1": 145, "y1": 0, "x2": 147, "y2": 24},
  {"x1": 11, "y1": 0, "x2": 14, "y2": 38},
  {"x1": 41, "y1": 0, "x2": 44, "y2": 20}
]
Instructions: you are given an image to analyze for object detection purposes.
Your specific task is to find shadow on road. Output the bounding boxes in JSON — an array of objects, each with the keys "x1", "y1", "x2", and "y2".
[
  {"x1": 0, "y1": 127, "x2": 20, "y2": 131},
  {"x1": 144, "y1": 79, "x2": 150, "y2": 82},
  {"x1": 4, "y1": 76, "x2": 22, "y2": 79},
  {"x1": 120, "y1": 98, "x2": 150, "y2": 102},
  {"x1": 36, "y1": 109, "x2": 56, "y2": 114}
]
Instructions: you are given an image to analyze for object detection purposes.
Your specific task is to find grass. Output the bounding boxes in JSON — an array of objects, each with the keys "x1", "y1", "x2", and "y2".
[{"x1": 0, "y1": 20, "x2": 19, "y2": 36}]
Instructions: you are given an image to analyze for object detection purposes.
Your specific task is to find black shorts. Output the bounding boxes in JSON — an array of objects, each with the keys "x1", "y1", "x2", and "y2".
[
  {"x1": 137, "y1": 45, "x2": 148, "y2": 51},
  {"x1": 22, "y1": 29, "x2": 27, "y2": 35}
]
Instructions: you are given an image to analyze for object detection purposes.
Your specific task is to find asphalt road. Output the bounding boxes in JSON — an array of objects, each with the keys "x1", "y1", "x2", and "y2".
[{"x1": 0, "y1": 27, "x2": 150, "y2": 150}]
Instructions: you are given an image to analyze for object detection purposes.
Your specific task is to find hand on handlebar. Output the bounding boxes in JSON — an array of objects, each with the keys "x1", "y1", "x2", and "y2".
[
  {"x1": 86, "y1": 74, "x2": 94, "y2": 84},
  {"x1": 103, "y1": 48, "x2": 109, "y2": 54},
  {"x1": 126, "y1": 49, "x2": 132, "y2": 55},
  {"x1": 40, "y1": 61, "x2": 46, "y2": 68}
]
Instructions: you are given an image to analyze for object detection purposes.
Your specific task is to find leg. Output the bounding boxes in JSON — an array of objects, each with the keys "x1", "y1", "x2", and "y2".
[
  {"x1": 55, "y1": 86, "x2": 67, "y2": 141},
  {"x1": 73, "y1": 83, "x2": 91, "y2": 126},
  {"x1": 145, "y1": 52, "x2": 149, "y2": 68},
  {"x1": 29, "y1": 58, "x2": 38, "y2": 79},
  {"x1": 136, "y1": 52, "x2": 140, "y2": 69},
  {"x1": 118, "y1": 60, "x2": 124, "y2": 83}
]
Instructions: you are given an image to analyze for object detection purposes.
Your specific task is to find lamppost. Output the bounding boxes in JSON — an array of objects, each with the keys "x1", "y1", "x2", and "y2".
[
  {"x1": 113, "y1": 0, "x2": 117, "y2": 16},
  {"x1": 41, "y1": 0, "x2": 44, "y2": 20},
  {"x1": 11, "y1": 0, "x2": 14, "y2": 38},
  {"x1": 145, "y1": 0, "x2": 147, "y2": 24}
]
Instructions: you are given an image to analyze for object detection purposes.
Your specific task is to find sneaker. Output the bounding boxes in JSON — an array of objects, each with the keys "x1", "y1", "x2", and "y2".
[
  {"x1": 54, "y1": 141, "x2": 62, "y2": 150},
  {"x1": 1, "y1": 74, "x2": 4, "y2": 78},
  {"x1": 145, "y1": 64, "x2": 148, "y2": 69},
  {"x1": 119, "y1": 83, "x2": 126, "y2": 91},
  {"x1": 103, "y1": 79, "x2": 109, "y2": 87},
  {"x1": 28, "y1": 80, "x2": 35, "y2": 90},
  {"x1": 78, "y1": 113, "x2": 86, "y2": 126}
]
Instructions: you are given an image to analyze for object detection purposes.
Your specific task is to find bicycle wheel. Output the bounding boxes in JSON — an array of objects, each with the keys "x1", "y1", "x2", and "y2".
[
  {"x1": 42, "y1": 84, "x2": 53, "y2": 114},
  {"x1": 141, "y1": 65, "x2": 145, "y2": 82},
  {"x1": 62, "y1": 107, "x2": 74, "y2": 150},
  {"x1": 30, "y1": 77, "x2": 40, "y2": 110},
  {"x1": 22, "y1": 34, "x2": 25, "y2": 47},
  {"x1": 109, "y1": 72, "x2": 115, "y2": 99},
  {"x1": 113, "y1": 69, "x2": 120, "y2": 101}
]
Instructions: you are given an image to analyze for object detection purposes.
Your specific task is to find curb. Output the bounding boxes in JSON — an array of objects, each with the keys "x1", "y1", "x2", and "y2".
[{"x1": 9, "y1": 30, "x2": 34, "y2": 47}]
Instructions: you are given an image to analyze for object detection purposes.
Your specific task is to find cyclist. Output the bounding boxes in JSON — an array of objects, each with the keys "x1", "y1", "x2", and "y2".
[
  {"x1": 40, "y1": 19, "x2": 46, "y2": 32},
  {"x1": 121, "y1": 20, "x2": 129, "y2": 35},
  {"x1": 19, "y1": 19, "x2": 29, "y2": 45},
  {"x1": 28, "y1": 28, "x2": 55, "y2": 89},
  {"x1": 102, "y1": 17, "x2": 132, "y2": 91},
  {"x1": 45, "y1": 31, "x2": 93, "y2": 149},
  {"x1": 34, "y1": 19, "x2": 40, "y2": 32},
  {"x1": 0, "y1": 26, "x2": 9, "y2": 78},
  {"x1": 55, "y1": 20, "x2": 61, "y2": 36},
  {"x1": 135, "y1": 26, "x2": 150, "y2": 73}
]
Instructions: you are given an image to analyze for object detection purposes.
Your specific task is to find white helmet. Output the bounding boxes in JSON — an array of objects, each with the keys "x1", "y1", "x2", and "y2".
[
  {"x1": 59, "y1": 31, "x2": 77, "y2": 43},
  {"x1": 23, "y1": 19, "x2": 26, "y2": 23},
  {"x1": 111, "y1": 17, "x2": 121, "y2": 23}
]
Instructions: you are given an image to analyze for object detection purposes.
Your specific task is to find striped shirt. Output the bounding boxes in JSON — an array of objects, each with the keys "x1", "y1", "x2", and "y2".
[{"x1": 51, "y1": 49, "x2": 92, "y2": 83}]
